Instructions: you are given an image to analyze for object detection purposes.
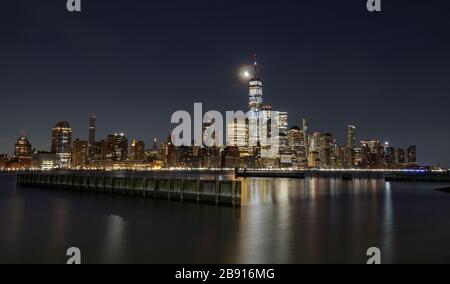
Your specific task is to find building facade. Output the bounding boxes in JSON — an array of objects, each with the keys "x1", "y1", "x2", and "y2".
[{"x1": 51, "y1": 121, "x2": 73, "y2": 169}]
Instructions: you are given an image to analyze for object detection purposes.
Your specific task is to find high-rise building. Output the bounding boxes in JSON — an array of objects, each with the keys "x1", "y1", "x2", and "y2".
[
  {"x1": 162, "y1": 135, "x2": 177, "y2": 168},
  {"x1": 248, "y1": 55, "x2": 264, "y2": 148},
  {"x1": 13, "y1": 134, "x2": 33, "y2": 161},
  {"x1": 318, "y1": 133, "x2": 334, "y2": 168},
  {"x1": 384, "y1": 145, "x2": 396, "y2": 168},
  {"x1": 94, "y1": 140, "x2": 107, "y2": 161},
  {"x1": 302, "y1": 118, "x2": 309, "y2": 160},
  {"x1": 248, "y1": 56, "x2": 263, "y2": 112},
  {"x1": 334, "y1": 145, "x2": 346, "y2": 168},
  {"x1": 287, "y1": 126, "x2": 302, "y2": 149},
  {"x1": 146, "y1": 138, "x2": 161, "y2": 163},
  {"x1": 354, "y1": 147, "x2": 363, "y2": 166},
  {"x1": 227, "y1": 116, "x2": 249, "y2": 152},
  {"x1": 278, "y1": 112, "x2": 289, "y2": 150},
  {"x1": 51, "y1": 121, "x2": 73, "y2": 168},
  {"x1": 396, "y1": 148, "x2": 406, "y2": 165},
  {"x1": 176, "y1": 146, "x2": 194, "y2": 168},
  {"x1": 105, "y1": 133, "x2": 129, "y2": 161},
  {"x1": 345, "y1": 125, "x2": 356, "y2": 168},
  {"x1": 407, "y1": 145, "x2": 417, "y2": 165},
  {"x1": 260, "y1": 105, "x2": 272, "y2": 144},
  {"x1": 131, "y1": 140, "x2": 146, "y2": 161},
  {"x1": 88, "y1": 114, "x2": 96, "y2": 161},
  {"x1": 347, "y1": 125, "x2": 356, "y2": 149},
  {"x1": 287, "y1": 126, "x2": 306, "y2": 167},
  {"x1": 72, "y1": 139, "x2": 88, "y2": 168},
  {"x1": 308, "y1": 150, "x2": 320, "y2": 168},
  {"x1": 360, "y1": 140, "x2": 382, "y2": 168}
]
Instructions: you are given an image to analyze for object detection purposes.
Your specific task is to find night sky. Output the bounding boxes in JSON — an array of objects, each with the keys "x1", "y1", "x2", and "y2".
[{"x1": 1, "y1": 0, "x2": 449, "y2": 166}]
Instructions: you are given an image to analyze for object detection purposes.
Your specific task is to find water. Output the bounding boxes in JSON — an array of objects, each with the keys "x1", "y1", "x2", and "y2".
[{"x1": 1, "y1": 172, "x2": 450, "y2": 264}]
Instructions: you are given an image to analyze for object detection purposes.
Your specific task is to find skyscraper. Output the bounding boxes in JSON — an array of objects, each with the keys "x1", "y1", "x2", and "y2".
[
  {"x1": 105, "y1": 133, "x2": 128, "y2": 161},
  {"x1": 51, "y1": 121, "x2": 73, "y2": 168},
  {"x1": 88, "y1": 114, "x2": 96, "y2": 161},
  {"x1": 248, "y1": 55, "x2": 263, "y2": 112},
  {"x1": 384, "y1": 145, "x2": 396, "y2": 168},
  {"x1": 278, "y1": 112, "x2": 289, "y2": 148},
  {"x1": 302, "y1": 118, "x2": 309, "y2": 160},
  {"x1": 248, "y1": 56, "x2": 263, "y2": 148},
  {"x1": 131, "y1": 140, "x2": 146, "y2": 161},
  {"x1": 396, "y1": 148, "x2": 406, "y2": 165},
  {"x1": 346, "y1": 125, "x2": 356, "y2": 168},
  {"x1": 347, "y1": 125, "x2": 356, "y2": 149},
  {"x1": 260, "y1": 105, "x2": 272, "y2": 144},
  {"x1": 318, "y1": 133, "x2": 334, "y2": 168},
  {"x1": 72, "y1": 139, "x2": 88, "y2": 168},
  {"x1": 360, "y1": 140, "x2": 382, "y2": 168},
  {"x1": 94, "y1": 140, "x2": 107, "y2": 161},
  {"x1": 407, "y1": 145, "x2": 417, "y2": 165},
  {"x1": 227, "y1": 116, "x2": 249, "y2": 150}
]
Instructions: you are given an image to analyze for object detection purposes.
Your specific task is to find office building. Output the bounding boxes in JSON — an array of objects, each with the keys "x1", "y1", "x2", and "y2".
[
  {"x1": 88, "y1": 114, "x2": 96, "y2": 161},
  {"x1": 51, "y1": 121, "x2": 73, "y2": 169},
  {"x1": 105, "y1": 133, "x2": 129, "y2": 161},
  {"x1": 396, "y1": 148, "x2": 406, "y2": 165},
  {"x1": 13, "y1": 134, "x2": 33, "y2": 164},
  {"x1": 131, "y1": 140, "x2": 146, "y2": 161},
  {"x1": 72, "y1": 139, "x2": 88, "y2": 168},
  {"x1": 407, "y1": 145, "x2": 417, "y2": 165},
  {"x1": 32, "y1": 152, "x2": 57, "y2": 170}
]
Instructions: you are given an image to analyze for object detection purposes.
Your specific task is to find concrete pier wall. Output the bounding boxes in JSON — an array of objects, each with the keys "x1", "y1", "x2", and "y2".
[
  {"x1": 17, "y1": 173, "x2": 241, "y2": 207},
  {"x1": 236, "y1": 169, "x2": 450, "y2": 182}
]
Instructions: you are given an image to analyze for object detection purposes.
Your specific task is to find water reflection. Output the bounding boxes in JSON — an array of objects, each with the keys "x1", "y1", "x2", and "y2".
[
  {"x1": 101, "y1": 214, "x2": 126, "y2": 263},
  {"x1": 237, "y1": 177, "x2": 399, "y2": 263},
  {"x1": 1, "y1": 174, "x2": 450, "y2": 263},
  {"x1": 48, "y1": 199, "x2": 70, "y2": 250}
]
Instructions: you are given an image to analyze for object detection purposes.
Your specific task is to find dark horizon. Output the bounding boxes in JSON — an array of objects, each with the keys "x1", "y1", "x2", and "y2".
[{"x1": 1, "y1": 0, "x2": 450, "y2": 167}]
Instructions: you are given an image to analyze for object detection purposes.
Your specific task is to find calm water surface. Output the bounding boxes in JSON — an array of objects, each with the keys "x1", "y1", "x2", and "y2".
[{"x1": 1, "y1": 172, "x2": 450, "y2": 264}]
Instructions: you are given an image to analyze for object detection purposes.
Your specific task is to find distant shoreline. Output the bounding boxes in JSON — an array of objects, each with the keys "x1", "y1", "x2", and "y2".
[
  {"x1": 437, "y1": 188, "x2": 450, "y2": 194},
  {"x1": 2, "y1": 168, "x2": 450, "y2": 183}
]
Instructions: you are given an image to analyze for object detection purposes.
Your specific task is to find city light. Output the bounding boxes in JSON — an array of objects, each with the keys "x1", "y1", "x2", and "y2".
[{"x1": 0, "y1": 58, "x2": 441, "y2": 174}]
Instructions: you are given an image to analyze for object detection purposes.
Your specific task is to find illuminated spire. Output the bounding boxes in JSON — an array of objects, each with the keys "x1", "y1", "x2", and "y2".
[{"x1": 254, "y1": 53, "x2": 258, "y2": 78}]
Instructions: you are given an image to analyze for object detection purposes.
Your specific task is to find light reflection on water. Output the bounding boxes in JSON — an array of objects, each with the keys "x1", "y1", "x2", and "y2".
[{"x1": 1, "y1": 173, "x2": 450, "y2": 264}]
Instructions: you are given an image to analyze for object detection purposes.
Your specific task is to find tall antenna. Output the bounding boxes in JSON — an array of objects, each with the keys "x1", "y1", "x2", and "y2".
[{"x1": 254, "y1": 53, "x2": 258, "y2": 78}]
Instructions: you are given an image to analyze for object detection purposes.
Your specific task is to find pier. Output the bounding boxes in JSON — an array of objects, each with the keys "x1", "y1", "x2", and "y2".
[
  {"x1": 236, "y1": 169, "x2": 450, "y2": 182},
  {"x1": 16, "y1": 173, "x2": 241, "y2": 207}
]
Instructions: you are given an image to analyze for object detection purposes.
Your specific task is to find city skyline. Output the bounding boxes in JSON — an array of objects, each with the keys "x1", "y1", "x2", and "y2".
[
  {"x1": 1, "y1": 1, "x2": 450, "y2": 166},
  {"x1": 0, "y1": 58, "x2": 429, "y2": 168},
  {"x1": 0, "y1": 63, "x2": 421, "y2": 171}
]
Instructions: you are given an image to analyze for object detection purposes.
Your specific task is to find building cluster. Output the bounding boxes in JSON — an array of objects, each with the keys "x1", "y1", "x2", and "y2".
[
  {"x1": 0, "y1": 117, "x2": 163, "y2": 171},
  {"x1": 0, "y1": 59, "x2": 419, "y2": 171},
  {"x1": 161, "y1": 61, "x2": 418, "y2": 170}
]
